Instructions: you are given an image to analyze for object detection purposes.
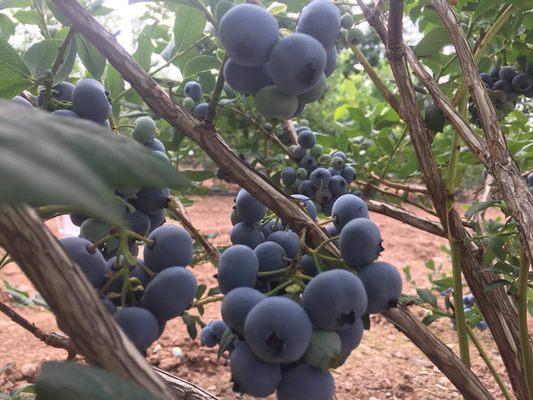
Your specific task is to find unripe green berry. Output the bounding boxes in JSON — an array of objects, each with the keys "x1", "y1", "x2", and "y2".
[
  {"x1": 297, "y1": 168, "x2": 308, "y2": 180},
  {"x1": 310, "y1": 144, "x2": 324, "y2": 158},
  {"x1": 132, "y1": 116, "x2": 157, "y2": 144},
  {"x1": 341, "y1": 13, "x2": 354, "y2": 29},
  {"x1": 345, "y1": 28, "x2": 364, "y2": 46},
  {"x1": 304, "y1": 330, "x2": 342, "y2": 370},
  {"x1": 330, "y1": 156, "x2": 344, "y2": 170},
  {"x1": 182, "y1": 97, "x2": 195, "y2": 111}
]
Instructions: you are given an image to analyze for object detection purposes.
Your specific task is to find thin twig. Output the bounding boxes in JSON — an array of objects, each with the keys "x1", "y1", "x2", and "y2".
[{"x1": 207, "y1": 55, "x2": 227, "y2": 122}]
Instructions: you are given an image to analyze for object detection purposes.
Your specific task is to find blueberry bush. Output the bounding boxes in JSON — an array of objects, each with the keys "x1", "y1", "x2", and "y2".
[{"x1": 0, "y1": 0, "x2": 531, "y2": 399}]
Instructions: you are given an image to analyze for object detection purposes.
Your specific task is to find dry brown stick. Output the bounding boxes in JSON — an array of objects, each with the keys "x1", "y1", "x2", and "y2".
[
  {"x1": 285, "y1": 120, "x2": 299, "y2": 145},
  {"x1": 48, "y1": 2, "x2": 497, "y2": 397},
  {"x1": 168, "y1": 198, "x2": 220, "y2": 263},
  {"x1": 367, "y1": 199, "x2": 445, "y2": 237},
  {"x1": 0, "y1": 300, "x2": 75, "y2": 354},
  {"x1": 432, "y1": 0, "x2": 533, "y2": 275},
  {"x1": 0, "y1": 297, "x2": 220, "y2": 399},
  {"x1": 382, "y1": 305, "x2": 494, "y2": 399},
  {"x1": 0, "y1": 205, "x2": 174, "y2": 400},
  {"x1": 369, "y1": 171, "x2": 428, "y2": 193},
  {"x1": 383, "y1": 1, "x2": 526, "y2": 398}
]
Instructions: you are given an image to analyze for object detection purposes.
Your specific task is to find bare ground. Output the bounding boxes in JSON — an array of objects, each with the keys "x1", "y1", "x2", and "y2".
[{"x1": 0, "y1": 195, "x2": 513, "y2": 399}]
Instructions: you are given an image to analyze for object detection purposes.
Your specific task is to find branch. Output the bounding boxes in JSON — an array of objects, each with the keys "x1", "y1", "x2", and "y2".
[
  {"x1": 0, "y1": 300, "x2": 75, "y2": 355},
  {"x1": 206, "y1": 55, "x2": 227, "y2": 122},
  {"x1": 0, "y1": 297, "x2": 220, "y2": 400},
  {"x1": 432, "y1": 0, "x2": 533, "y2": 270},
  {"x1": 284, "y1": 120, "x2": 298, "y2": 145},
  {"x1": 383, "y1": 305, "x2": 494, "y2": 399},
  {"x1": 367, "y1": 199, "x2": 445, "y2": 237},
  {"x1": 168, "y1": 198, "x2": 220, "y2": 263},
  {"x1": 47, "y1": 2, "x2": 503, "y2": 397},
  {"x1": 369, "y1": 171, "x2": 427, "y2": 193},
  {"x1": 0, "y1": 205, "x2": 174, "y2": 400}
]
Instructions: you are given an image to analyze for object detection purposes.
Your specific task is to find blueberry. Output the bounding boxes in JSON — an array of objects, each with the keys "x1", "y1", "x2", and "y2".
[
  {"x1": 300, "y1": 254, "x2": 318, "y2": 277},
  {"x1": 148, "y1": 209, "x2": 166, "y2": 232},
  {"x1": 219, "y1": 4, "x2": 279, "y2": 66},
  {"x1": 113, "y1": 307, "x2": 159, "y2": 353},
  {"x1": 325, "y1": 223, "x2": 338, "y2": 237},
  {"x1": 298, "y1": 130, "x2": 317, "y2": 149},
  {"x1": 244, "y1": 297, "x2": 312, "y2": 363},
  {"x1": 511, "y1": 73, "x2": 533, "y2": 93},
  {"x1": 291, "y1": 194, "x2": 317, "y2": 220},
  {"x1": 221, "y1": 287, "x2": 266, "y2": 336},
  {"x1": 277, "y1": 363, "x2": 335, "y2": 400},
  {"x1": 193, "y1": 102, "x2": 209, "y2": 119},
  {"x1": 297, "y1": 0, "x2": 341, "y2": 50},
  {"x1": 331, "y1": 194, "x2": 369, "y2": 230},
  {"x1": 298, "y1": 73, "x2": 327, "y2": 104},
  {"x1": 341, "y1": 165, "x2": 356, "y2": 183},
  {"x1": 304, "y1": 330, "x2": 341, "y2": 370},
  {"x1": 267, "y1": 230, "x2": 299, "y2": 259},
  {"x1": 267, "y1": 33, "x2": 327, "y2": 95},
  {"x1": 104, "y1": 256, "x2": 150, "y2": 296},
  {"x1": 144, "y1": 138, "x2": 166, "y2": 153},
  {"x1": 463, "y1": 293, "x2": 475, "y2": 308},
  {"x1": 223, "y1": 59, "x2": 272, "y2": 95},
  {"x1": 11, "y1": 96, "x2": 33, "y2": 108},
  {"x1": 310, "y1": 167, "x2": 331, "y2": 189},
  {"x1": 230, "y1": 341, "x2": 281, "y2": 397},
  {"x1": 324, "y1": 46, "x2": 337, "y2": 77},
  {"x1": 328, "y1": 175, "x2": 348, "y2": 197},
  {"x1": 37, "y1": 81, "x2": 75, "y2": 107},
  {"x1": 69, "y1": 212, "x2": 89, "y2": 227},
  {"x1": 298, "y1": 180, "x2": 316, "y2": 198},
  {"x1": 254, "y1": 241, "x2": 287, "y2": 272},
  {"x1": 300, "y1": 155, "x2": 318, "y2": 171},
  {"x1": 480, "y1": 73, "x2": 493, "y2": 89},
  {"x1": 235, "y1": 189, "x2": 266, "y2": 223},
  {"x1": 339, "y1": 218, "x2": 383, "y2": 268},
  {"x1": 260, "y1": 219, "x2": 283, "y2": 237},
  {"x1": 499, "y1": 66, "x2": 517, "y2": 83},
  {"x1": 315, "y1": 188, "x2": 332, "y2": 205},
  {"x1": 59, "y1": 237, "x2": 106, "y2": 288},
  {"x1": 143, "y1": 225, "x2": 193, "y2": 272},
  {"x1": 218, "y1": 245, "x2": 259, "y2": 294},
  {"x1": 124, "y1": 210, "x2": 151, "y2": 236},
  {"x1": 493, "y1": 79, "x2": 511, "y2": 93},
  {"x1": 184, "y1": 81, "x2": 203, "y2": 101},
  {"x1": 336, "y1": 317, "x2": 364, "y2": 365},
  {"x1": 72, "y1": 78, "x2": 110, "y2": 123},
  {"x1": 133, "y1": 187, "x2": 169, "y2": 215},
  {"x1": 291, "y1": 145, "x2": 308, "y2": 161},
  {"x1": 142, "y1": 267, "x2": 196, "y2": 321},
  {"x1": 357, "y1": 262, "x2": 402, "y2": 314},
  {"x1": 282, "y1": 167, "x2": 297, "y2": 185},
  {"x1": 230, "y1": 222, "x2": 265, "y2": 249},
  {"x1": 303, "y1": 269, "x2": 367, "y2": 330},
  {"x1": 200, "y1": 326, "x2": 218, "y2": 348}
]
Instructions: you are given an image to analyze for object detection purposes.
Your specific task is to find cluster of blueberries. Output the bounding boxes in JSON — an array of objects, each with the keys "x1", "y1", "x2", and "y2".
[
  {"x1": 181, "y1": 80, "x2": 211, "y2": 120},
  {"x1": 440, "y1": 291, "x2": 488, "y2": 331},
  {"x1": 58, "y1": 224, "x2": 198, "y2": 354},
  {"x1": 12, "y1": 82, "x2": 200, "y2": 354},
  {"x1": 281, "y1": 124, "x2": 358, "y2": 216},
  {"x1": 201, "y1": 189, "x2": 402, "y2": 399},
  {"x1": 12, "y1": 78, "x2": 111, "y2": 128},
  {"x1": 470, "y1": 60, "x2": 533, "y2": 124},
  {"x1": 218, "y1": 0, "x2": 341, "y2": 119}
]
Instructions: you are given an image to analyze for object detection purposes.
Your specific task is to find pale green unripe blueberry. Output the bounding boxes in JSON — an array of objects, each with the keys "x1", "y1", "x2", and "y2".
[
  {"x1": 304, "y1": 330, "x2": 342, "y2": 370},
  {"x1": 341, "y1": 13, "x2": 354, "y2": 29},
  {"x1": 132, "y1": 116, "x2": 157, "y2": 144}
]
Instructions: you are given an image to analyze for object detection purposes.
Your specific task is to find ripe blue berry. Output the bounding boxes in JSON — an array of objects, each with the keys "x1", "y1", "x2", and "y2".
[
  {"x1": 223, "y1": 60, "x2": 273, "y2": 95},
  {"x1": 60, "y1": 237, "x2": 106, "y2": 288},
  {"x1": 230, "y1": 222, "x2": 265, "y2": 249},
  {"x1": 72, "y1": 78, "x2": 110, "y2": 123},
  {"x1": 297, "y1": 0, "x2": 341, "y2": 50},
  {"x1": 218, "y1": 245, "x2": 259, "y2": 294},
  {"x1": 235, "y1": 189, "x2": 266, "y2": 223},
  {"x1": 143, "y1": 225, "x2": 193, "y2": 272},
  {"x1": 254, "y1": 241, "x2": 287, "y2": 272},
  {"x1": 113, "y1": 307, "x2": 159, "y2": 353},
  {"x1": 221, "y1": 287, "x2": 266, "y2": 336},
  {"x1": 277, "y1": 363, "x2": 335, "y2": 400},
  {"x1": 357, "y1": 262, "x2": 402, "y2": 314},
  {"x1": 339, "y1": 218, "x2": 383, "y2": 268},
  {"x1": 331, "y1": 194, "x2": 369, "y2": 230},
  {"x1": 184, "y1": 81, "x2": 203, "y2": 101}
]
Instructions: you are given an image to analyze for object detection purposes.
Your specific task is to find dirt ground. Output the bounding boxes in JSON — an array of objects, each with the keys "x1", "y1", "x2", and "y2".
[{"x1": 0, "y1": 195, "x2": 514, "y2": 399}]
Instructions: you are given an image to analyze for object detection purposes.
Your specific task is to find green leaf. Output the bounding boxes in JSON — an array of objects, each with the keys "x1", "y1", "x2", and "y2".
[
  {"x1": 182, "y1": 55, "x2": 219, "y2": 78},
  {"x1": 0, "y1": 0, "x2": 31, "y2": 9},
  {"x1": 416, "y1": 288, "x2": 438, "y2": 307},
  {"x1": 182, "y1": 313, "x2": 198, "y2": 339},
  {"x1": 195, "y1": 284, "x2": 207, "y2": 299},
  {"x1": 23, "y1": 39, "x2": 62, "y2": 77},
  {"x1": 181, "y1": 169, "x2": 213, "y2": 182},
  {"x1": 132, "y1": 33, "x2": 153, "y2": 71},
  {"x1": 104, "y1": 64, "x2": 124, "y2": 118},
  {"x1": 414, "y1": 27, "x2": 451, "y2": 58},
  {"x1": 484, "y1": 279, "x2": 512, "y2": 293},
  {"x1": 465, "y1": 200, "x2": 501, "y2": 220},
  {"x1": 77, "y1": 35, "x2": 106, "y2": 79},
  {"x1": 173, "y1": 5, "x2": 205, "y2": 54},
  {"x1": 35, "y1": 362, "x2": 161, "y2": 400},
  {"x1": 0, "y1": 13, "x2": 15, "y2": 40},
  {"x1": 0, "y1": 101, "x2": 187, "y2": 225},
  {"x1": 54, "y1": 36, "x2": 77, "y2": 83},
  {"x1": 422, "y1": 314, "x2": 439, "y2": 326},
  {"x1": 12, "y1": 9, "x2": 39, "y2": 24},
  {"x1": 217, "y1": 329, "x2": 236, "y2": 359},
  {"x1": 0, "y1": 37, "x2": 32, "y2": 98}
]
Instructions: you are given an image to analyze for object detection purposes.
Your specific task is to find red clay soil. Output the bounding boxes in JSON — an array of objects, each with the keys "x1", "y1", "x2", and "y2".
[{"x1": 0, "y1": 195, "x2": 514, "y2": 399}]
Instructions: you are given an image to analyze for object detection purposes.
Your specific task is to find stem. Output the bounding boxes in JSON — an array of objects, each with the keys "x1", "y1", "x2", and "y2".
[
  {"x1": 32, "y1": 0, "x2": 51, "y2": 39},
  {"x1": 518, "y1": 248, "x2": 533, "y2": 399},
  {"x1": 207, "y1": 54, "x2": 227, "y2": 122},
  {"x1": 266, "y1": 279, "x2": 295, "y2": 296},
  {"x1": 446, "y1": 98, "x2": 470, "y2": 368},
  {"x1": 51, "y1": 28, "x2": 76, "y2": 76},
  {"x1": 311, "y1": 235, "x2": 340, "y2": 254},
  {"x1": 150, "y1": 36, "x2": 207, "y2": 76},
  {"x1": 466, "y1": 325, "x2": 513, "y2": 400},
  {"x1": 192, "y1": 295, "x2": 224, "y2": 307},
  {"x1": 258, "y1": 267, "x2": 291, "y2": 278},
  {"x1": 124, "y1": 229, "x2": 154, "y2": 246},
  {"x1": 189, "y1": 0, "x2": 216, "y2": 26},
  {"x1": 380, "y1": 127, "x2": 408, "y2": 176}
]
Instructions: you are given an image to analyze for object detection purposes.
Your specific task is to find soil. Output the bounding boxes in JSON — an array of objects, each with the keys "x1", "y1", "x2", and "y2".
[{"x1": 0, "y1": 195, "x2": 513, "y2": 399}]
